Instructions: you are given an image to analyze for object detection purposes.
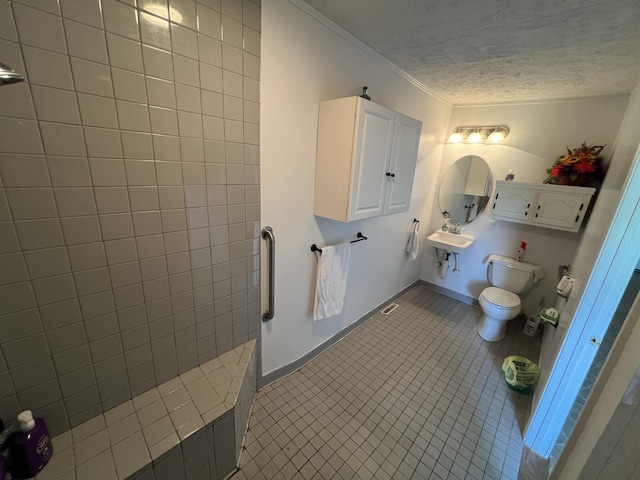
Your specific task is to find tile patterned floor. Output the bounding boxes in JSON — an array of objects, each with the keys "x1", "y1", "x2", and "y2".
[{"x1": 231, "y1": 286, "x2": 541, "y2": 480}]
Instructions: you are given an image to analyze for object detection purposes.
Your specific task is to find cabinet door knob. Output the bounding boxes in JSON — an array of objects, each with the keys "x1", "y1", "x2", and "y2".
[{"x1": 386, "y1": 172, "x2": 395, "y2": 178}]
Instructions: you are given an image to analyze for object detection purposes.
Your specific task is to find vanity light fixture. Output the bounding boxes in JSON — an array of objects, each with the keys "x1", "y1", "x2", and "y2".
[{"x1": 447, "y1": 126, "x2": 509, "y2": 144}]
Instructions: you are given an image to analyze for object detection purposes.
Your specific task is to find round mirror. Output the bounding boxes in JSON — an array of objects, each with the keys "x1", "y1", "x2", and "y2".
[{"x1": 438, "y1": 155, "x2": 492, "y2": 225}]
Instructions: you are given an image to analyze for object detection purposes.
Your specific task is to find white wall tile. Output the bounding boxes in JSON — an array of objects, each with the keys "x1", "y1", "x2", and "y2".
[
  {"x1": 6, "y1": 188, "x2": 57, "y2": 220},
  {"x1": 139, "y1": 11, "x2": 171, "y2": 51},
  {"x1": 109, "y1": 261, "x2": 141, "y2": 288},
  {"x1": 89, "y1": 159, "x2": 127, "y2": 187},
  {"x1": 146, "y1": 77, "x2": 176, "y2": 109},
  {"x1": 40, "y1": 122, "x2": 86, "y2": 157},
  {"x1": 197, "y1": 5, "x2": 221, "y2": 40},
  {"x1": 48, "y1": 156, "x2": 92, "y2": 187},
  {"x1": 32, "y1": 273, "x2": 77, "y2": 304},
  {"x1": 175, "y1": 85, "x2": 201, "y2": 113},
  {"x1": 0, "y1": 252, "x2": 29, "y2": 285},
  {"x1": 160, "y1": 209, "x2": 187, "y2": 232},
  {"x1": 84, "y1": 127, "x2": 123, "y2": 158},
  {"x1": 94, "y1": 187, "x2": 130, "y2": 214},
  {"x1": 223, "y1": 95, "x2": 243, "y2": 121},
  {"x1": 243, "y1": 76, "x2": 259, "y2": 102},
  {"x1": 125, "y1": 160, "x2": 157, "y2": 186},
  {"x1": 0, "y1": 222, "x2": 21, "y2": 254},
  {"x1": 173, "y1": 55, "x2": 199, "y2": 87},
  {"x1": 198, "y1": 35, "x2": 222, "y2": 67},
  {"x1": 132, "y1": 211, "x2": 162, "y2": 236},
  {"x1": 243, "y1": 26, "x2": 260, "y2": 57},
  {"x1": 0, "y1": 117, "x2": 43, "y2": 154},
  {"x1": 71, "y1": 58, "x2": 114, "y2": 98},
  {"x1": 0, "y1": 282, "x2": 36, "y2": 315},
  {"x1": 221, "y1": 15, "x2": 242, "y2": 48},
  {"x1": 158, "y1": 186, "x2": 185, "y2": 209},
  {"x1": 114, "y1": 283, "x2": 144, "y2": 310},
  {"x1": 67, "y1": 242, "x2": 107, "y2": 272},
  {"x1": 222, "y1": 70, "x2": 242, "y2": 98},
  {"x1": 149, "y1": 107, "x2": 179, "y2": 135},
  {"x1": 203, "y1": 116, "x2": 224, "y2": 141},
  {"x1": 78, "y1": 94, "x2": 119, "y2": 128},
  {"x1": 61, "y1": 216, "x2": 102, "y2": 245},
  {"x1": 0, "y1": 155, "x2": 50, "y2": 187},
  {"x1": 100, "y1": 213, "x2": 134, "y2": 240},
  {"x1": 31, "y1": 86, "x2": 81, "y2": 124},
  {"x1": 199, "y1": 64, "x2": 223, "y2": 93},
  {"x1": 138, "y1": 0, "x2": 169, "y2": 18},
  {"x1": 13, "y1": 4, "x2": 67, "y2": 54},
  {"x1": 186, "y1": 207, "x2": 208, "y2": 229},
  {"x1": 140, "y1": 256, "x2": 167, "y2": 281},
  {"x1": 180, "y1": 138, "x2": 205, "y2": 162},
  {"x1": 163, "y1": 231, "x2": 188, "y2": 254},
  {"x1": 12, "y1": 0, "x2": 60, "y2": 15},
  {"x1": 136, "y1": 234, "x2": 165, "y2": 259},
  {"x1": 155, "y1": 161, "x2": 183, "y2": 185},
  {"x1": 102, "y1": 0, "x2": 140, "y2": 41},
  {"x1": 107, "y1": 34, "x2": 144, "y2": 73},
  {"x1": 129, "y1": 187, "x2": 159, "y2": 212},
  {"x1": 104, "y1": 238, "x2": 138, "y2": 265},
  {"x1": 201, "y1": 91, "x2": 223, "y2": 117},
  {"x1": 222, "y1": 44, "x2": 242, "y2": 74},
  {"x1": 227, "y1": 143, "x2": 244, "y2": 163},
  {"x1": 117, "y1": 101, "x2": 152, "y2": 133},
  {"x1": 224, "y1": 119, "x2": 243, "y2": 142},
  {"x1": 243, "y1": 52, "x2": 259, "y2": 80},
  {"x1": 112, "y1": 69, "x2": 148, "y2": 103},
  {"x1": 221, "y1": 0, "x2": 242, "y2": 21},
  {"x1": 0, "y1": 82, "x2": 36, "y2": 120},
  {"x1": 143, "y1": 45, "x2": 174, "y2": 81},
  {"x1": 60, "y1": 0, "x2": 104, "y2": 29},
  {"x1": 54, "y1": 188, "x2": 97, "y2": 217},
  {"x1": 122, "y1": 132, "x2": 154, "y2": 160},
  {"x1": 166, "y1": 252, "x2": 190, "y2": 274},
  {"x1": 243, "y1": 0, "x2": 260, "y2": 32},
  {"x1": 178, "y1": 111, "x2": 203, "y2": 138},
  {"x1": 143, "y1": 277, "x2": 169, "y2": 301},
  {"x1": 205, "y1": 164, "x2": 225, "y2": 184},
  {"x1": 0, "y1": 1, "x2": 18, "y2": 42},
  {"x1": 170, "y1": 0, "x2": 197, "y2": 29},
  {"x1": 243, "y1": 100, "x2": 259, "y2": 124},
  {"x1": 171, "y1": 24, "x2": 198, "y2": 59},
  {"x1": 14, "y1": 218, "x2": 65, "y2": 250},
  {"x1": 244, "y1": 122, "x2": 259, "y2": 145},
  {"x1": 24, "y1": 247, "x2": 71, "y2": 279},
  {"x1": 182, "y1": 163, "x2": 206, "y2": 185},
  {"x1": 22, "y1": 46, "x2": 74, "y2": 90},
  {"x1": 152, "y1": 134, "x2": 181, "y2": 161},
  {"x1": 64, "y1": 20, "x2": 109, "y2": 64},
  {"x1": 74, "y1": 267, "x2": 111, "y2": 296}
]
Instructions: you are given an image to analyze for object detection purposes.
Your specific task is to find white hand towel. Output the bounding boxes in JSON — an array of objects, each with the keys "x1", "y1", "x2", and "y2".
[
  {"x1": 406, "y1": 221, "x2": 419, "y2": 260},
  {"x1": 313, "y1": 243, "x2": 351, "y2": 321}
]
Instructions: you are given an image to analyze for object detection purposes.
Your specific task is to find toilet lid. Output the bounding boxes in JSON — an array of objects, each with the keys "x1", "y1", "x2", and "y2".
[{"x1": 482, "y1": 287, "x2": 520, "y2": 308}]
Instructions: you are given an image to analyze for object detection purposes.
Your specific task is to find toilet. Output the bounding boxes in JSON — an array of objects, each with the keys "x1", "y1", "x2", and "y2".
[{"x1": 477, "y1": 254, "x2": 544, "y2": 342}]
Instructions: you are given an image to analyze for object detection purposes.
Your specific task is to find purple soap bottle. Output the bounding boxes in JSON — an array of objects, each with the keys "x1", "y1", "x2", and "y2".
[{"x1": 10, "y1": 411, "x2": 52, "y2": 478}]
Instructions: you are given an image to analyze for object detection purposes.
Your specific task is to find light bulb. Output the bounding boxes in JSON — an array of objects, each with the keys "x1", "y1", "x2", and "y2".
[
  {"x1": 467, "y1": 131, "x2": 482, "y2": 143},
  {"x1": 487, "y1": 131, "x2": 504, "y2": 143},
  {"x1": 448, "y1": 132, "x2": 463, "y2": 143}
]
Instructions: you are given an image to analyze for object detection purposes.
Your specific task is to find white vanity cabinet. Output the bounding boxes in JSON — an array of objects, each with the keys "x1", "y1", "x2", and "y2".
[
  {"x1": 490, "y1": 181, "x2": 595, "y2": 232},
  {"x1": 313, "y1": 96, "x2": 422, "y2": 222}
]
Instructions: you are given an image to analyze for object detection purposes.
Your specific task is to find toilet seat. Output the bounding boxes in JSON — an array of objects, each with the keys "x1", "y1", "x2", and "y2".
[{"x1": 481, "y1": 287, "x2": 520, "y2": 309}]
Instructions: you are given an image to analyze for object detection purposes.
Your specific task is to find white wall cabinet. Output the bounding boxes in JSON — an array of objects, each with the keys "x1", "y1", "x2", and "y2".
[
  {"x1": 490, "y1": 181, "x2": 596, "y2": 232},
  {"x1": 314, "y1": 96, "x2": 422, "y2": 222}
]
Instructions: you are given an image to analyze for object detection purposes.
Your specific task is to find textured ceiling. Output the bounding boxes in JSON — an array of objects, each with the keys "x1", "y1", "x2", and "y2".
[{"x1": 302, "y1": 0, "x2": 640, "y2": 105}]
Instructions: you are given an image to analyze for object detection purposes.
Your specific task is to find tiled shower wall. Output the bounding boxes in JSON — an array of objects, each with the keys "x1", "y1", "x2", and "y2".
[{"x1": 0, "y1": 0, "x2": 261, "y2": 435}]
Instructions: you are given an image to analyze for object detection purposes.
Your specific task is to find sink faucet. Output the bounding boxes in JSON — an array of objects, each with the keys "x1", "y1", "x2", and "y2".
[{"x1": 449, "y1": 223, "x2": 462, "y2": 235}]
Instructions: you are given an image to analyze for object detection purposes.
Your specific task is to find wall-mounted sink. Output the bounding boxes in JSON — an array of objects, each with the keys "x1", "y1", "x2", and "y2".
[{"x1": 427, "y1": 230, "x2": 475, "y2": 254}]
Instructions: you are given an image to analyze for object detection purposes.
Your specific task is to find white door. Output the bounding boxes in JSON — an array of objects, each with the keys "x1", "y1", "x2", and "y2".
[
  {"x1": 491, "y1": 184, "x2": 537, "y2": 222},
  {"x1": 531, "y1": 191, "x2": 590, "y2": 232},
  {"x1": 383, "y1": 113, "x2": 422, "y2": 216},
  {"x1": 348, "y1": 100, "x2": 395, "y2": 221}
]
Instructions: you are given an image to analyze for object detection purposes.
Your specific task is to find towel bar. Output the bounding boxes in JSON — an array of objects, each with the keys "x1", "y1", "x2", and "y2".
[{"x1": 311, "y1": 232, "x2": 367, "y2": 253}]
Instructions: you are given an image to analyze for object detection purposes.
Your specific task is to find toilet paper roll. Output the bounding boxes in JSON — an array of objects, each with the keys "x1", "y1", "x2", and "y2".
[{"x1": 557, "y1": 276, "x2": 574, "y2": 297}]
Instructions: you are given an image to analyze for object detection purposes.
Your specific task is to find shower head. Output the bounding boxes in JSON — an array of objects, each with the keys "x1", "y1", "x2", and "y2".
[{"x1": 0, "y1": 62, "x2": 25, "y2": 86}]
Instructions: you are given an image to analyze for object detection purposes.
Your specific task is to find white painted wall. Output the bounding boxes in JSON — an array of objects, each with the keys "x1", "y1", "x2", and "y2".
[
  {"x1": 260, "y1": 0, "x2": 451, "y2": 375},
  {"x1": 420, "y1": 98, "x2": 629, "y2": 320}
]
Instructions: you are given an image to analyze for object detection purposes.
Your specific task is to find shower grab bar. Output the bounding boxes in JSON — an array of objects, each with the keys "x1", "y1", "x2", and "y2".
[
  {"x1": 310, "y1": 232, "x2": 367, "y2": 253},
  {"x1": 261, "y1": 226, "x2": 275, "y2": 322}
]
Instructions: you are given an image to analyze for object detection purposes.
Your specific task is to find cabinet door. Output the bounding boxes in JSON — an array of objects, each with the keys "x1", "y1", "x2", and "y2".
[
  {"x1": 348, "y1": 100, "x2": 395, "y2": 221},
  {"x1": 532, "y1": 191, "x2": 591, "y2": 231},
  {"x1": 491, "y1": 184, "x2": 537, "y2": 222},
  {"x1": 383, "y1": 113, "x2": 422, "y2": 215}
]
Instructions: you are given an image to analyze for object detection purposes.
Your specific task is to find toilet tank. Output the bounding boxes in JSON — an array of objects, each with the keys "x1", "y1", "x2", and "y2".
[{"x1": 487, "y1": 254, "x2": 544, "y2": 294}]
